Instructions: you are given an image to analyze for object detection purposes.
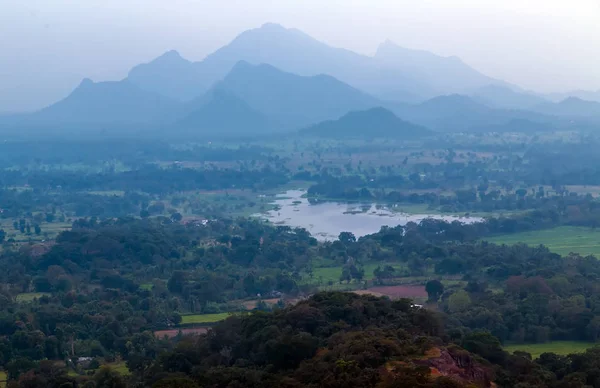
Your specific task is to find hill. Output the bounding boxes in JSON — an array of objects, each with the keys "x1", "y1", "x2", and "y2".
[
  {"x1": 393, "y1": 94, "x2": 556, "y2": 132},
  {"x1": 141, "y1": 292, "x2": 495, "y2": 387},
  {"x1": 7, "y1": 79, "x2": 182, "y2": 131},
  {"x1": 175, "y1": 88, "x2": 272, "y2": 136},
  {"x1": 546, "y1": 89, "x2": 600, "y2": 103},
  {"x1": 214, "y1": 61, "x2": 380, "y2": 130},
  {"x1": 302, "y1": 107, "x2": 431, "y2": 139},
  {"x1": 532, "y1": 97, "x2": 600, "y2": 117},
  {"x1": 472, "y1": 84, "x2": 548, "y2": 110}
]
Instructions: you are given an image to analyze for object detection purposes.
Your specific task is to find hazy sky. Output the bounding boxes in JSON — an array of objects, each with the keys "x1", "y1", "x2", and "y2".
[{"x1": 1, "y1": 0, "x2": 599, "y2": 112}]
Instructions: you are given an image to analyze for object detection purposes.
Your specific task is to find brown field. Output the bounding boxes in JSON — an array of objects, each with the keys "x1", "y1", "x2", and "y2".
[
  {"x1": 154, "y1": 327, "x2": 210, "y2": 338},
  {"x1": 241, "y1": 298, "x2": 280, "y2": 310},
  {"x1": 359, "y1": 285, "x2": 428, "y2": 299}
]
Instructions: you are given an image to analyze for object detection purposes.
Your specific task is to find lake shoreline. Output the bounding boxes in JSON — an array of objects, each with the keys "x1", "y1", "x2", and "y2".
[{"x1": 256, "y1": 190, "x2": 483, "y2": 241}]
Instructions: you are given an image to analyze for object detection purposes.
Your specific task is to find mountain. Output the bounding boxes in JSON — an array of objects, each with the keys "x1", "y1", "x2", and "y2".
[
  {"x1": 11, "y1": 79, "x2": 182, "y2": 129},
  {"x1": 127, "y1": 50, "x2": 203, "y2": 101},
  {"x1": 127, "y1": 23, "x2": 509, "y2": 103},
  {"x1": 373, "y1": 41, "x2": 504, "y2": 97},
  {"x1": 175, "y1": 88, "x2": 272, "y2": 136},
  {"x1": 213, "y1": 61, "x2": 381, "y2": 130},
  {"x1": 392, "y1": 94, "x2": 556, "y2": 132},
  {"x1": 472, "y1": 84, "x2": 548, "y2": 110},
  {"x1": 532, "y1": 97, "x2": 600, "y2": 118},
  {"x1": 302, "y1": 107, "x2": 431, "y2": 139}
]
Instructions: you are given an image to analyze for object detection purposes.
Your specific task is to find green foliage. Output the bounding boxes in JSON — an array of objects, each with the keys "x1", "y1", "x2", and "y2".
[
  {"x1": 425, "y1": 280, "x2": 444, "y2": 302},
  {"x1": 447, "y1": 290, "x2": 471, "y2": 313},
  {"x1": 93, "y1": 366, "x2": 126, "y2": 388}
]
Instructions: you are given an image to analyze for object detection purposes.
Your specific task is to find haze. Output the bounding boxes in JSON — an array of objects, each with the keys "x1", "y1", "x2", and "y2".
[{"x1": 1, "y1": 0, "x2": 599, "y2": 112}]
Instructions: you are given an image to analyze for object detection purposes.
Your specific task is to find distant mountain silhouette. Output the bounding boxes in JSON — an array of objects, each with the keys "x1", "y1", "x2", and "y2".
[
  {"x1": 545, "y1": 90, "x2": 600, "y2": 103},
  {"x1": 302, "y1": 107, "x2": 431, "y2": 139},
  {"x1": 474, "y1": 118, "x2": 556, "y2": 133},
  {"x1": 532, "y1": 97, "x2": 600, "y2": 117},
  {"x1": 18, "y1": 79, "x2": 182, "y2": 128},
  {"x1": 127, "y1": 50, "x2": 203, "y2": 101},
  {"x1": 392, "y1": 94, "x2": 556, "y2": 132},
  {"x1": 213, "y1": 61, "x2": 380, "y2": 130},
  {"x1": 373, "y1": 41, "x2": 504, "y2": 98},
  {"x1": 472, "y1": 85, "x2": 548, "y2": 110},
  {"x1": 176, "y1": 88, "x2": 272, "y2": 135},
  {"x1": 127, "y1": 23, "x2": 507, "y2": 103}
]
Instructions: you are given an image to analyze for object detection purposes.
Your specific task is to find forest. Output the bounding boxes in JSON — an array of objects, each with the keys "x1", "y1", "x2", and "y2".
[{"x1": 3, "y1": 134, "x2": 600, "y2": 387}]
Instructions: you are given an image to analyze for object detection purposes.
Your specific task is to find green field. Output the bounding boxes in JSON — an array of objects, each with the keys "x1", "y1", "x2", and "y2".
[
  {"x1": 180, "y1": 312, "x2": 231, "y2": 324},
  {"x1": 109, "y1": 362, "x2": 130, "y2": 376},
  {"x1": 16, "y1": 292, "x2": 51, "y2": 302},
  {"x1": 504, "y1": 341, "x2": 596, "y2": 358},
  {"x1": 0, "y1": 371, "x2": 6, "y2": 388},
  {"x1": 486, "y1": 226, "x2": 600, "y2": 257},
  {"x1": 308, "y1": 263, "x2": 406, "y2": 285}
]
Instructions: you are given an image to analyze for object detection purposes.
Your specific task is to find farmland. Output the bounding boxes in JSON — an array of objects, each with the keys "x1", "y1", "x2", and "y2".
[
  {"x1": 504, "y1": 341, "x2": 597, "y2": 358},
  {"x1": 16, "y1": 292, "x2": 51, "y2": 302},
  {"x1": 486, "y1": 226, "x2": 600, "y2": 257},
  {"x1": 180, "y1": 313, "x2": 232, "y2": 325}
]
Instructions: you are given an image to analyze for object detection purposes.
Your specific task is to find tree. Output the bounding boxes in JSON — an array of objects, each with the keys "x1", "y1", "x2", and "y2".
[
  {"x1": 0, "y1": 229, "x2": 5, "y2": 243},
  {"x1": 153, "y1": 378, "x2": 200, "y2": 388},
  {"x1": 338, "y1": 232, "x2": 356, "y2": 244},
  {"x1": 34, "y1": 224, "x2": 41, "y2": 235},
  {"x1": 425, "y1": 280, "x2": 444, "y2": 302},
  {"x1": 448, "y1": 290, "x2": 471, "y2": 312},
  {"x1": 93, "y1": 366, "x2": 126, "y2": 388}
]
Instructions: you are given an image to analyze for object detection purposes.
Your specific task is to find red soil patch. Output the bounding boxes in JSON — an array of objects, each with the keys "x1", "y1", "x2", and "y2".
[
  {"x1": 363, "y1": 285, "x2": 428, "y2": 299},
  {"x1": 241, "y1": 298, "x2": 281, "y2": 310},
  {"x1": 154, "y1": 327, "x2": 210, "y2": 338}
]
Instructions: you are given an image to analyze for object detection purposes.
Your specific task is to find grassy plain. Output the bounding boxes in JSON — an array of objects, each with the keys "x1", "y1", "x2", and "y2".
[
  {"x1": 109, "y1": 362, "x2": 131, "y2": 376},
  {"x1": 485, "y1": 226, "x2": 600, "y2": 257},
  {"x1": 307, "y1": 263, "x2": 406, "y2": 285},
  {"x1": 0, "y1": 371, "x2": 6, "y2": 388},
  {"x1": 180, "y1": 313, "x2": 231, "y2": 324},
  {"x1": 16, "y1": 292, "x2": 51, "y2": 302},
  {"x1": 504, "y1": 341, "x2": 596, "y2": 358}
]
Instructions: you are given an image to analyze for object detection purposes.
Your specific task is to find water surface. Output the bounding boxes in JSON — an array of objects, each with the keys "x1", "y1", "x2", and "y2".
[{"x1": 259, "y1": 190, "x2": 482, "y2": 241}]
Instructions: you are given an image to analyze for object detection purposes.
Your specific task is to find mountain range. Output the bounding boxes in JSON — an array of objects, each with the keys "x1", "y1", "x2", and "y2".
[
  {"x1": 2, "y1": 22, "x2": 600, "y2": 138},
  {"x1": 127, "y1": 23, "x2": 505, "y2": 104}
]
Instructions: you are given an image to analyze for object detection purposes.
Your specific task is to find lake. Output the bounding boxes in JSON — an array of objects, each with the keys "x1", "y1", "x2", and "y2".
[{"x1": 259, "y1": 190, "x2": 483, "y2": 241}]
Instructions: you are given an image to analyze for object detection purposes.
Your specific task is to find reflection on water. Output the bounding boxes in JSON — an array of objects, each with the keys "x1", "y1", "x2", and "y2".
[{"x1": 259, "y1": 190, "x2": 482, "y2": 241}]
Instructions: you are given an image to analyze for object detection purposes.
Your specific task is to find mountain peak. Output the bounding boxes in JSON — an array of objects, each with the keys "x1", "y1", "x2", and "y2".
[
  {"x1": 260, "y1": 22, "x2": 287, "y2": 31},
  {"x1": 562, "y1": 96, "x2": 586, "y2": 104},
  {"x1": 152, "y1": 49, "x2": 189, "y2": 65},
  {"x1": 78, "y1": 78, "x2": 95, "y2": 88},
  {"x1": 162, "y1": 49, "x2": 183, "y2": 59}
]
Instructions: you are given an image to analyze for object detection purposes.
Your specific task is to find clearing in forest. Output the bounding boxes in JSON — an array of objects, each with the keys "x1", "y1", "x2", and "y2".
[
  {"x1": 504, "y1": 341, "x2": 596, "y2": 358},
  {"x1": 485, "y1": 226, "x2": 600, "y2": 257}
]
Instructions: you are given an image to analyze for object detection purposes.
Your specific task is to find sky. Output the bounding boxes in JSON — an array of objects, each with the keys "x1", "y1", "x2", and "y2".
[{"x1": 1, "y1": 0, "x2": 599, "y2": 112}]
